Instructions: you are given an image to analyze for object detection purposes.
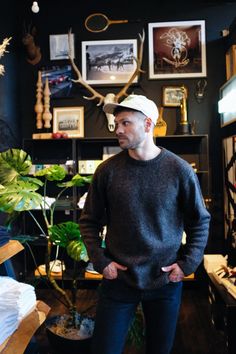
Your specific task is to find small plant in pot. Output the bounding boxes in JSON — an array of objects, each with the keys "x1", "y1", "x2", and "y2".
[{"x1": 0, "y1": 148, "x2": 94, "y2": 353}]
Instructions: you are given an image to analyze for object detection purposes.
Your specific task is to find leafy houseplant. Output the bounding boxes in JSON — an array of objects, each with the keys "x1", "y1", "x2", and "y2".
[{"x1": 0, "y1": 148, "x2": 93, "y2": 336}]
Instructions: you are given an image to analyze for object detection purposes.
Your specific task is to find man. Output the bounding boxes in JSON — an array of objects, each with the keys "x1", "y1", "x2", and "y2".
[{"x1": 79, "y1": 94, "x2": 211, "y2": 354}]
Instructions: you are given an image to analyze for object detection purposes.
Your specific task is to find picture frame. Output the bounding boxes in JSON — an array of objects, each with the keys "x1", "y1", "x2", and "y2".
[
  {"x1": 225, "y1": 45, "x2": 236, "y2": 81},
  {"x1": 162, "y1": 85, "x2": 187, "y2": 107},
  {"x1": 49, "y1": 33, "x2": 75, "y2": 60},
  {"x1": 41, "y1": 64, "x2": 73, "y2": 98},
  {"x1": 53, "y1": 107, "x2": 84, "y2": 137},
  {"x1": 81, "y1": 39, "x2": 138, "y2": 85},
  {"x1": 218, "y1": 74, "x2": 236, "y2": 127},
  {"x1": 148, "y1": 20, "x2": 207, "y2": 79}
]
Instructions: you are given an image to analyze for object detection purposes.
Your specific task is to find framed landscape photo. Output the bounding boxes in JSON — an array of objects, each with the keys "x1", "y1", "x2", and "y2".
[
  {"x1": 81, "y1": 39, "x2": 138, "y2": 85},
  {"x1": 162, "y1": 86, "x2": 187, "y2": 107},
  {"x1": 53, "y1": 107, "x2": 84, "y2": 137},
  {"x1": 148, "y1": 20, "x2": 207, "y2": 79},
  {"x1": 49, "y1": 33, "x2": 75, "y2": 60}
]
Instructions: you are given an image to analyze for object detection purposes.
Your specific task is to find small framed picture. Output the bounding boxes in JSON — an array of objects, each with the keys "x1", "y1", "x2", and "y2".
[
  {"x1": 53, "y1": 107, "x2": 84, "y2": 137},
  {"x1": 49, "y1": 33, "x2": 75, "y2": 60},
  {"x1": 162, "y1": 86, "x2": 187, "y2": 107}
]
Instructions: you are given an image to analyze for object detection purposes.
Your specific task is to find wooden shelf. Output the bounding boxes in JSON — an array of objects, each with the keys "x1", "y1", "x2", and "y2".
[
  {"x1": 0, "y1": 240, "x2": 24, "y2": 264},
  {"x1": 0, "y1": 300, "x2": 50, "y2": 354}
]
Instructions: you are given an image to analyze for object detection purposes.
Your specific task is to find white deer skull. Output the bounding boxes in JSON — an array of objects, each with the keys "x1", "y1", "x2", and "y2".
[
  {"x1": 68, "y1": 29, "x2": 145, "y2": 132},
  {"x1": 103, "y1": 93, "x2": 116, "y2": 131}
]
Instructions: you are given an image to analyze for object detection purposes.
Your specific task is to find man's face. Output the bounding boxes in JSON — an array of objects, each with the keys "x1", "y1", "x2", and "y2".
[{"x1": 114, "y1": 110, "x2": 146, "y2": 150}]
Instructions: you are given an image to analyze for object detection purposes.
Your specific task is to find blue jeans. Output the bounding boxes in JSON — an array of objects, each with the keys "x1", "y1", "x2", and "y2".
[{"x1": 91, "y1": 278, "x2": 183, "y2": 354}]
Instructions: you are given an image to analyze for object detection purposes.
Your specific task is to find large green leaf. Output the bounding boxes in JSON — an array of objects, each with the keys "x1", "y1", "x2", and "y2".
[
  {"x1": 35, "y1": 165, "x2": 67, "y2": 181},
  {"x1": 67, "y1": 240, "x2": 89, "y2": 262},
  {"x1": 58, "y1": 174, "x2": 93, "y2": 188},
  {"x1": 0, "y1": 149, "x2": 32, "y2": 185},
  {"x1": 0, "y1": 179, "x2": 43, "y2": 212},
  {"x1": 49, "y1": 221, "x2": 82, "y2": 247}
]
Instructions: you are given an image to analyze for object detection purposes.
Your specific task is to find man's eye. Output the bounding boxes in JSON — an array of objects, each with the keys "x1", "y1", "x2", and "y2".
[{"x1": 123, "y1": 121, "x2": 129, "y2": 126}]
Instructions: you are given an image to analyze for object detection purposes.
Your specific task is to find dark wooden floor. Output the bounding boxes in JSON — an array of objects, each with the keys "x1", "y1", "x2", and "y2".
[{"x1": 33, "y1": 281, "x2": 228, "y2": 354}]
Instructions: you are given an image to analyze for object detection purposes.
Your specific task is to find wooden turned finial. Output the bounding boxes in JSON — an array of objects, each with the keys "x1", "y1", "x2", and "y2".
[
  {"x1": 42, "y1": 78, "x2": 52, "y2": 129},
  {"x1": 34, "y1": 70, "x2": 44, "y2": 129}
]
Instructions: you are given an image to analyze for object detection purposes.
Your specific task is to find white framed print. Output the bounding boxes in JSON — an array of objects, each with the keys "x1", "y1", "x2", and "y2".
[
  {"x1": 49, "y1": 33, "x2": 75, "y2": 60},
  {"x1": 148, "y1": 20, "x2": 207, "y2": 79}
]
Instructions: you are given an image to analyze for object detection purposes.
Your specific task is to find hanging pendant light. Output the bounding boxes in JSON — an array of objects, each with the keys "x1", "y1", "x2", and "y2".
[{"x1": 31, "y1": 1, "x2": 40, "y2": 13}]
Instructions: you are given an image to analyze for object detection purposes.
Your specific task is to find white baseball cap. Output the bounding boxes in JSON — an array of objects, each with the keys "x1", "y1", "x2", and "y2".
[{"x1": 103, "y1": 94, "x2": 159, "y2": 125}]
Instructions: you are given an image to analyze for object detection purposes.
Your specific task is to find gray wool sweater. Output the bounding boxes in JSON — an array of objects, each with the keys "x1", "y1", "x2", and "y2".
[{"x1": 79, "y1": 148, "x2": 211, "y2": 290}]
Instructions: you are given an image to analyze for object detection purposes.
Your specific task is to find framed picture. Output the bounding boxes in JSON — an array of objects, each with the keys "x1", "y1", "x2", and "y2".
[
  {"x1": 162, "y1": 86, "x2": 187, "y2": 107},
  {"x1": 226, "y1": 45, "x2": 236, "y2": 81},
  {"x1": 41, "y1": 65, "x2": 73, "y2": 98},
  {"x1": 148, "y1": 20, "x2": 207, "y2": 79},
  {"x1": 81, "y1": 39, "x2": 138, "y2": 85},
  {"x1": 49, "y1": 33, "x2": 75, "y2": 60},
  {"x1": 53, "y1": 107, "x2": 84, "y2": 137}
]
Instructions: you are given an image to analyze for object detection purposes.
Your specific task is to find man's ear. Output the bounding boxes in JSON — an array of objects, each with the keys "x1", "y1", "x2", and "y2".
[{"x1": 144, "y1": 117, "x2": 153, "y2": 132}]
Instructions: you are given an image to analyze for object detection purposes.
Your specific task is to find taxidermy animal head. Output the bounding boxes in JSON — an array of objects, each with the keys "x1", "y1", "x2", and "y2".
[{"x1": 22, "y1": 24, "x2": 41, "y2": 65}]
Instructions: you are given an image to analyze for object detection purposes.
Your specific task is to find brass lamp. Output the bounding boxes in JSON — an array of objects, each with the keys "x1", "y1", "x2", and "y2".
[{"x1": 175, "y1": 85, "x2": 192, "y2": 135}]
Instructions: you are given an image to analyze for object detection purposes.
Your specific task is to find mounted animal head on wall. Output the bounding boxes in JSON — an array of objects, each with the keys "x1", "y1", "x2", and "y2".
[
  {"x1": 22, "y1": 24, "x2": 41, "y2": 65},
  {"x1": 68, "y1": 29, "x2": 145, "y2": 132}
]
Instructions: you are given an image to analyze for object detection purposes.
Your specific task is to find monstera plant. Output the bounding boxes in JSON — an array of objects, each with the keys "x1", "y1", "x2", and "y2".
[{"x1": 0, "y1": 148, "x2": 92, "y2": 325}]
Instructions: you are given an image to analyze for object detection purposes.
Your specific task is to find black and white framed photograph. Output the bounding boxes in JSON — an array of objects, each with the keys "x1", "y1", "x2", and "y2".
[
  {"x1": 81, "y1": 39, "x2": 138, "y2": 85},
  {"x1": 148, "y1": 20, "x2": 207, "y2": 79},
  {"x1": 53, "y1": 106, "x2": 84, "y2": 137},
  {"x1": 49, "y1": 33, "x2": 75, "y2": 60}
]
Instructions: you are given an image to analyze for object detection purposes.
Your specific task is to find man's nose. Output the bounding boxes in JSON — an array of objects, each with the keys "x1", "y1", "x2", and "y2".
[{"x1": 115, "y1": 124, "x2": 123, "y2": 134}]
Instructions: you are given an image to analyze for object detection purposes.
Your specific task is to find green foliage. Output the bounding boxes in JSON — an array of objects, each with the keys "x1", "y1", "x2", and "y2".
[
  {"x1": 0, "y1": 148, "x2": 92, "y2": 264},
  {"x1": 0, "y1": 178, "x2": 43, "y2": 212},
  {"x1": 0, "y1": 148, "x2": 32, "y2": 184},
  {"x1": 49, "y1": 221, "x2": 82, "y2": 247},
  {"x1": 58, "y1": 174, "x2": 93, "y2": 188},
  {"x1": 35, "y1": 165, "x2": 67, "y2": 181},
  {"x1": 49, "y1": 222, "x2": 89, "y2": 262},
  {"x1": 0, "y1": 148, "x2": 93, "y2": 316}
]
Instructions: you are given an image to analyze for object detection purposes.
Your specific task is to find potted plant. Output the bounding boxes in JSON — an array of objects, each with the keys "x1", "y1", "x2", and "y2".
[{"x1": 0, "y1": 148, "x2": 94, "y2": 353}]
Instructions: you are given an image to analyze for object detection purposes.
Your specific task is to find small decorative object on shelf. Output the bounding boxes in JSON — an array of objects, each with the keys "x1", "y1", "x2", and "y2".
[
  {"x1": 175, "y1": 85, "x2": 192, "y2": 135},
  {"x1": 194, "y1": 79, "x2": 207, "y2": 103},
  {"x1": 34, "y1": 70, "x2": 44, "y2": 129},
  {"x1": 42, "y1": 78, "x2": 52, "y2": 129},
  {"x1": 153, "y1": 106, "x2": 167, "y2": 137}
]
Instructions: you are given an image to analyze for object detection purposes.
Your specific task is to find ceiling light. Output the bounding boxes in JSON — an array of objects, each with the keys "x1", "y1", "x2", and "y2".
[{"x1": 31, "y1": 1, "x2": 40, "y2": 13}]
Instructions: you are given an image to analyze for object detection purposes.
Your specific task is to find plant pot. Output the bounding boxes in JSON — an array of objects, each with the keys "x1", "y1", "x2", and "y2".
[{"x1": 46, "y1": 314, "x2": 94, "y2": 354}]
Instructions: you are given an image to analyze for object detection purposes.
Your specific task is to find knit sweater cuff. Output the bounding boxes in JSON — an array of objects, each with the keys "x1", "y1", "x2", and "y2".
[
  {"x1": 177, "y1": 260, "x2": 195, "y2": 276},
  {"x1": 93, "y1": 256, "x2": 113, "y2": 275}
]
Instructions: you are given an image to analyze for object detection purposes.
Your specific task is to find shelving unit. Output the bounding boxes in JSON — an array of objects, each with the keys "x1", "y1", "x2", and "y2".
[
  {"x1": 0, "y1": 240, "x2": 50, "y2": 354},
  {"x1": 155, "y1": 134, "x2": 209, "y2": 198}
]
